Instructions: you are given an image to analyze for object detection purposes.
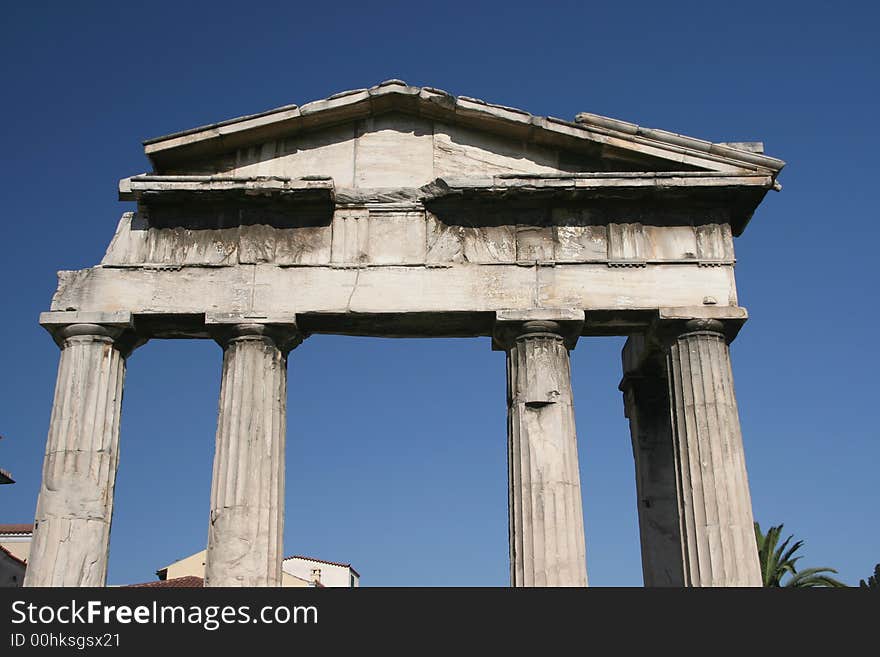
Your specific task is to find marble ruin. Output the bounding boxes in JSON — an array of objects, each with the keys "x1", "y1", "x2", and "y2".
[{"x1": 25, "y1": 80, "x2": 784, "y2": 587}]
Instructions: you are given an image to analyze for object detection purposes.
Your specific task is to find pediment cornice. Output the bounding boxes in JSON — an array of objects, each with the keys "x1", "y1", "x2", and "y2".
[{"x1": 143, "y1": 80, "x2": 785, "y2": 179}]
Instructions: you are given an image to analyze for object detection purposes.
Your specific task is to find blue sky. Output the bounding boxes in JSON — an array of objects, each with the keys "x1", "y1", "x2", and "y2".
[{"x1": 1, "y1": 1, "x2": 877, "y2": 586}]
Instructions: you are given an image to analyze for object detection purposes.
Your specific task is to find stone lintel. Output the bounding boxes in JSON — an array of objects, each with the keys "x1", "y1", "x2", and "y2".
[
  {"x1": 51, "y1": 262, "x2": 739, "y2": 324},
  {"x1": 492, "y1": 309, "x2": 585, "y2": 351},
  {"x1": 40, "y1": 310, "x2": 133, "y2": 328},
  {"x1": 204, "y1": 312, "x2": 299, "y2": 326}
]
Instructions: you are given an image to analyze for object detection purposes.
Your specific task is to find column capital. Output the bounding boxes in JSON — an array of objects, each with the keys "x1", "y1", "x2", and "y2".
[
  {"x1": 205, "y1": 313, "x2": 304, "y2": 353},
  {"x1": 39, "y1": 311, "x2": 143, "y2": 356},
  {"x1": 647, "y1": 306, "x2": 748, "y2": 348},
  {"x1": 492, "y1": 309, "x2": 584, "y2": 351}
]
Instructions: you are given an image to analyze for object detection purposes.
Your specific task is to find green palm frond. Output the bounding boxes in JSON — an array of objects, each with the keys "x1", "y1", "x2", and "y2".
[
  {"x1": 778, "y1": 539, "x2": 804, "y2": 569},
  {"x1": 785, "y1": 567, "x2": 847, "y2": 588},
  {"x1": 754, "y1": 521, "x2": 847, "y2": 588}
]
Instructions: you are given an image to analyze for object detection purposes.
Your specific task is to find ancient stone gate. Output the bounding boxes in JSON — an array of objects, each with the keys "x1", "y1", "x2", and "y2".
[{"x1": 25, "y1": 80, "x2": 784, "y2": 587}]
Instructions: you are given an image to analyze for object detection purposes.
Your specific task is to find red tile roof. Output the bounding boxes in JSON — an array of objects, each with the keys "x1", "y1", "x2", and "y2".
[
  {"x1": 284, "y1": 555, "x2": 360, "y2": 578},
  {"x1": 0, "y1": 544, "x2": 27, "y2": 567},
  {"x1": 0, "y1": 524, "x2": 33, "y2": 535},
  {"x1": 125, "y1": 576, "x2": 204, "y2": 588}
]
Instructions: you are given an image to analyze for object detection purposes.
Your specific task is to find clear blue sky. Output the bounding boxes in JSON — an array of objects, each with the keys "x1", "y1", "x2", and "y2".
[{"x1": 1, "y1": 1, "x2": 877, "y2": 587}]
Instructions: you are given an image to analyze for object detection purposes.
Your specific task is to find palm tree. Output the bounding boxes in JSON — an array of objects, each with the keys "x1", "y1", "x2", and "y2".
[
  {"x1": 859, "y1": 564, "x2": 879, "y2": 589},
  {"x1": 754, "y1": 522, "x2": 847, "y2": 587}
]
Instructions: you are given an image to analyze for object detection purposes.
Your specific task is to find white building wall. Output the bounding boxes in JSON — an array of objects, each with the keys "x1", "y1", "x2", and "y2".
[
  {"x1": 0, "y1": 536, "x2": 31, "y2": 562},
  {"x1": 282, "y1": 557, "x2": 358, "y2": 587}
]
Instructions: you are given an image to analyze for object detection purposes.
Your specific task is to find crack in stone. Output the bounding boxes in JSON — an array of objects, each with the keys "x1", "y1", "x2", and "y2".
[{"x1": 346, "y1": 267, "x2": 361, "y2": 311}]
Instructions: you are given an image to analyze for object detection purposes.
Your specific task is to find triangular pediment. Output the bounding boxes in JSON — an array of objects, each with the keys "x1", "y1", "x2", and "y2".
[{"x1": 142, "y1": 80, "x2": 784, "y2": 186}]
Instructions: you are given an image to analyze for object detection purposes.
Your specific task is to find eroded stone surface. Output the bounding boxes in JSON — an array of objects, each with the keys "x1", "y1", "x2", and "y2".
[
  {"x1": 620, "y1": 337, "x2": 685, "y2": 587},
  {"x1": 503, "y1": 322, "x2": 588, "y2": 587},
  {"x1": 24, "y1": 326, "x2": 126, "y2": 587},
  {"x1": 620, "y1": 325, "x2": 762, "y2": 587},
  {"x1": 34, "y1": 83, "x2": 783, "y2": 588},
  {"x1": 666, "y1": 322, "x2": 762, "y2": 586},
  {"x1": 102, "y1": 208, "x2": 737, "y2": 270},
  {"x1": 204, "y1": 323, "x2": 298, "y2": 587}
]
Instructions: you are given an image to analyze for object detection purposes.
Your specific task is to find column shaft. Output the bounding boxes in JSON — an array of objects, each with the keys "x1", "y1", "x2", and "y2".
[
  {"x1": 204, "y1": 325, "x2": 293, "y2": 587},
  {"x1": 667, "y1": 321, "x2": 761, "y2": 586},
  {"x1": 620, "y1": 350, "x2": 685, "y2": 586},
  {"x1": 507, "y1": 328, "x2": 587, "y2": 587},
  {"x1": 25, "y1": 325, "x2": 126, "y2": 587}
]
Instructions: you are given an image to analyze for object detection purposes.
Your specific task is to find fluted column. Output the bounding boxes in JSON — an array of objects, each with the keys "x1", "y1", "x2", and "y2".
[
  {"x1": 204, "y1": 322, "x2": 301, "y2": 587},
  {"x1": 25, "y1": 322, "x2": 132, "y2": 587},
  {"x1": 498, "y1": 316, "x2": 587, "y2": 587},
  {"x1": 619, "y1": 336, "x2": 684, "y2": 586},
  {"x1": 665, "y1": 318, "x2": 761, "y2": 586}
]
